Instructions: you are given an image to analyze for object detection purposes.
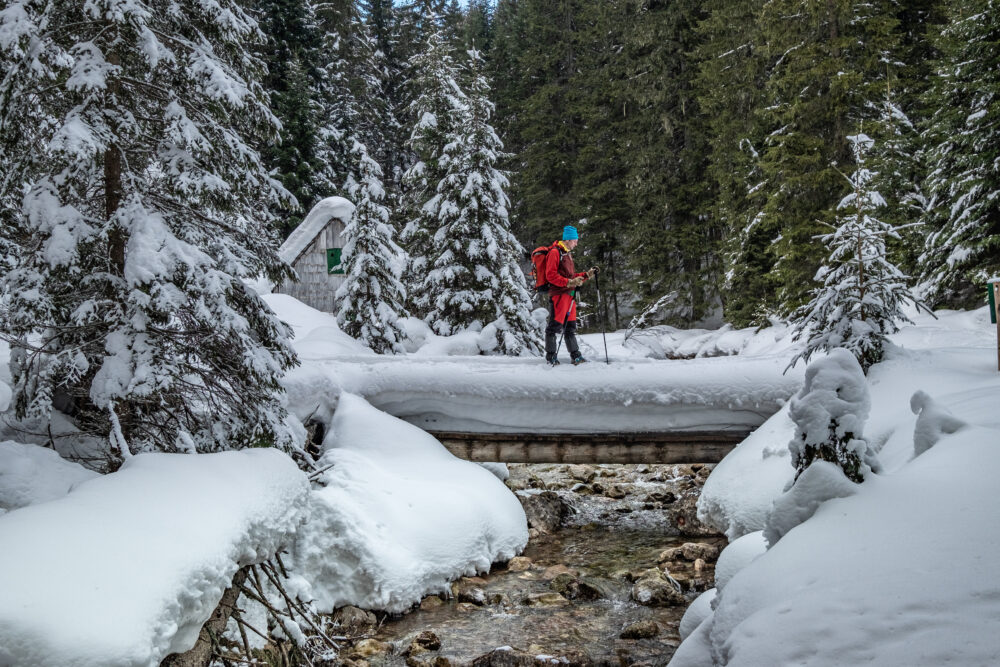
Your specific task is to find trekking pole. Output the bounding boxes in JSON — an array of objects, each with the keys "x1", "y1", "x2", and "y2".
[{"x1": 595, "y1": 273, "x2": 610, "y2": 364}]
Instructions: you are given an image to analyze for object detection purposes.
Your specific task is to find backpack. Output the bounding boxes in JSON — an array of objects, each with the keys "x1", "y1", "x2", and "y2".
[{"x1": 529, "y1": 243, "x2": 560, "y2": 292}]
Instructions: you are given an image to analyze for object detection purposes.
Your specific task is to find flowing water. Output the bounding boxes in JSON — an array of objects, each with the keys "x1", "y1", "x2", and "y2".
[{"x1": 339, "y1": 463, "x2": 725, "y2": 667}]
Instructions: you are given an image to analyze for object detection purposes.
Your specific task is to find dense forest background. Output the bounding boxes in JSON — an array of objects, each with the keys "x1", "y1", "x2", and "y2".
[{"x1": 259, "y1": 0, "x2": 999, "y2": 330}]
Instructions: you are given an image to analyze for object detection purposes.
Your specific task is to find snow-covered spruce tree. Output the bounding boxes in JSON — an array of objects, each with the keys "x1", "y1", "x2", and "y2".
[
  {"x1": 789, "y1": 133, "x2": 927, "y2": 373},
  {"x1": 0, "y1": 0, "x2": 299, "y2": 463},
  {"x1": 335, "y1": 147, "x2": 409, "y2": 353},
  {"x1": 918, "y1": 0, "x2": 1000, "y2": 308},
  {"x1": 400, "y1": 12, "x2": 469, "y2": 318},
  {"x1": 413, "y1": 49, "x2": 542, "y2": 355}
]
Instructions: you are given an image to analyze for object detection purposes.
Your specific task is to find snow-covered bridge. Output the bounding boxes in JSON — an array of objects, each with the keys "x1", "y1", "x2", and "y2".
[{"x1": 265, "y1": 294, "x2": 803, "y2": 463}]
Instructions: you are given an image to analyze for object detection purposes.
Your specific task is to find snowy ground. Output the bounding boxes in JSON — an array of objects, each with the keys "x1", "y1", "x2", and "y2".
[
  {"x1": 673, "y1": 306, "x2": 1000, "y2": 666},
  {"x1": 266, "y1": 293, "x2": 805, "y2": 434},
  {"x1": 1, "y1": 296, "x2": 996, "y2": 665}
]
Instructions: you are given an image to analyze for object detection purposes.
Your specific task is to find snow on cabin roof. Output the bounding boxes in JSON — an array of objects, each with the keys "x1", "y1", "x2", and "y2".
[{"x1": 278, "y1": 196, "x2": 355, "y2": 266}]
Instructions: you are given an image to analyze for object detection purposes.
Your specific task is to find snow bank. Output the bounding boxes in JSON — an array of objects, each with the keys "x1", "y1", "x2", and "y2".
[
  {"x1": 696, "y1": 405, "x2": 795, "y2": 540},
  {"x1": 673, "y1": 426, "x2": 1000, "y2": 667},
  {"x1": 292, "y1": 394, "x2": 528, "y2": 613},
  {"x1": 675, "y1": 306, "x2": 1000, "y2": 666},
  {"x1": 679, "y1": 589, "x2": 716, "y2": 641},
  {"x1": 0, "y1": 450, "x2": 309, "y2": 667},
  {"x1": 698, "y1": 307, "x2": 1000, "y2": 538},
  {"x1": 278, "y1": 196, "x2": 355, "y2": 266},
  {"x1": 712, "y1": 531, "x2": 766, "y2": 593},
  {"x1": 0, "y1": 441, "x2": 99, "y2": 512}
]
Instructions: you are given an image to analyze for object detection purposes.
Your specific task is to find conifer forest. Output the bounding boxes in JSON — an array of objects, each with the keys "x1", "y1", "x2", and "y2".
[{"x1": 249, "y1": 0, "x2": 998, "y2": 330}]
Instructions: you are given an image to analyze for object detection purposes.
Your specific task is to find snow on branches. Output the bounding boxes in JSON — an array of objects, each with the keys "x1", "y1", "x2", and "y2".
[
  {"x1": 789, "y1": 133, "x2": 928, "y2": 373},
  {"x1": 402, "y1": 35, "x2": 541, "y2": 355},
  {"x1": 336, "y1": 145, "x2": 409, "y2": 354},
  {"x1": 0, "y1": 0, "x2": 300, "y2": 464}
]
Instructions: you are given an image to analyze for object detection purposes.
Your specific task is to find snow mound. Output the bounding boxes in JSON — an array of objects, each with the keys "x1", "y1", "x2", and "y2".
[
  {"x1": 713, "y1": 530, "x2": 767, "y2": 594},
  {"x1": 678, "y1": 425, "x2": 1000, "y2": 666},
  {"x1": 0, "y1": 441, "x2": 99, "y2": 512},
  {"x1": 679, "y1": 588, "x2": 716, "y2": 640},
  {"x1": 278, "y1": 196, "x2": 355, "y2": 266},
  {"x1": 292, "y1": 394, "x2": 528, "y2": 613},
  {"x1": 696, "y1": 405, "x2": 796, "y2": 540},
  {"x1": 0, "y1": 450, "x2": 309, "y2": 667},
  {"x1": 763, "y1": 460, "x2": 857, "y2": 546},
  {"x1": 910, "y1": 390, "x2": 968, "y2": 456}
]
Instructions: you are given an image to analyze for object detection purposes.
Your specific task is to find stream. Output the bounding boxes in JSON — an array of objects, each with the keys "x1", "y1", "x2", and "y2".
[{"x1": 333, "y1": 462, "x2": 725, "y2": 667}]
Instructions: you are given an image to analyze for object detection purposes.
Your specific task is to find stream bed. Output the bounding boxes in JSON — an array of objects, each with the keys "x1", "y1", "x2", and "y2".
[{"x1": 335, "y1": 462, "x2": 725, "y2": 667}]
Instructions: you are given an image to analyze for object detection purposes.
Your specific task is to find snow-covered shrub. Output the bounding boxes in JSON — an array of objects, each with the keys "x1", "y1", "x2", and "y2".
[
  {"x1": 789, "y1": 133, "x2": 927, "y2": 373},
  {"x1": 788, "y1": 349, "x2": 879, "y2": 483}
]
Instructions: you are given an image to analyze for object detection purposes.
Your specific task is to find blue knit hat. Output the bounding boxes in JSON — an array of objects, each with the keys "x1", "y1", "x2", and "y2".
[{"x1": 562, "y1": 225, "x2": 579, "y2": 241}]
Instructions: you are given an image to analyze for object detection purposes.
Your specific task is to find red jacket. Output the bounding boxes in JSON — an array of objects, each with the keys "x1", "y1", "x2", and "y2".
[{"x1": 544, "y1": 241, "x2": 588, "y2": 296}]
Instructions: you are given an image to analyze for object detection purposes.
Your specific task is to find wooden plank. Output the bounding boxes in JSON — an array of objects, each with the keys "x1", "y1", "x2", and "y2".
[{"x1": 428, "y1": 430, "x2": 747, "y2": 464}]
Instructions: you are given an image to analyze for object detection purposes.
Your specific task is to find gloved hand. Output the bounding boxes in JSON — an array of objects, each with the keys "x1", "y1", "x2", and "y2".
[
  {"x1": 586, "y1": 266, "x2": 600, "y2": 280},
  {"x1": 567, "y1": 276, "x2": 585, "y2": 288}
]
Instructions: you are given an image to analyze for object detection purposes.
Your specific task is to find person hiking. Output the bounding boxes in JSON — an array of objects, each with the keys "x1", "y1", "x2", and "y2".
[{"x1": 543, "y1": 225, "x2": 598, "y2": 365}]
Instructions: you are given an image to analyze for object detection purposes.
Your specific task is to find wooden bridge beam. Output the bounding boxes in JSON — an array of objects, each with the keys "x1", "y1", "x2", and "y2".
[{"x1": 428, "y1": 431, "x2": 747, "y2": 464}]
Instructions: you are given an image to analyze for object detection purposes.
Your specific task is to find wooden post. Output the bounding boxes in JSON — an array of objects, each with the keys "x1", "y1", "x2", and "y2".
[{"x1": 991, "y1": 280, "x2": 1000, "y2": 372}]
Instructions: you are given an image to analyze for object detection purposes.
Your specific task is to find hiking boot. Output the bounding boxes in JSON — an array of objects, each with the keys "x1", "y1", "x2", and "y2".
[
  {"x1": 571, "y1": 355, "x2": 588, "y2": 365},
  {"x1": 546, "y1": 356, "x2": 561, "y2": 366}
]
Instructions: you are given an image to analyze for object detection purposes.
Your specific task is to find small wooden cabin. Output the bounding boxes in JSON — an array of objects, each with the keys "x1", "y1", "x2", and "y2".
[{"x1": 276, "y1": 196, "x2": 355, "y2": 313}]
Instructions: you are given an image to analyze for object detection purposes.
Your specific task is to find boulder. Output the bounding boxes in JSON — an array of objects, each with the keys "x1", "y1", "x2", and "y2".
[
  {"x1": 507, "y1": 556, "x2": 533, "y2": 572},
  {"x1": 619, "y1": 620, "x2": 660, "y2": 640},
  {"x1": 420, "y1": 595, "x2": 445, "y2": 610},
  {"x1": 451, "y1": 578, "x2": 487, "y2": 605},
  {"x1": 603, "y1": 485, "x2": 627, "y2": 499},
  {"x1": 404, "y1": 630, "x2": 442, "y2": 656},
  {"x1": 524, "y1": 592, "x2": 569, "y2": 606},
  {"x1": 331, "y1": 606, "x2": 378, "y2": 635},
  {"x1": 350, "y1": 639, "x2": 391, "y2": 659},
  {"x1": 658, "y1": 542, "x2": 720, "y2": 564},
  {"x1": 568, "y1": 465, "x2": 597, "y2": 482},
  {"x1": 472, "y1": 648, "x2": 537, "y2": 667},
  {"x1": 631, "y1": 569, "x2": 686, "y2": 607},
  {"x1": 518, "y1": 491, "x2": 569, "y2": 533}
]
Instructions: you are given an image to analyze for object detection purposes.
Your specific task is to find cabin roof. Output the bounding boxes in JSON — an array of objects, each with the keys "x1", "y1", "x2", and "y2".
[{"x1": 278, "y1": 196, "x2": 355, "y2": 266}]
